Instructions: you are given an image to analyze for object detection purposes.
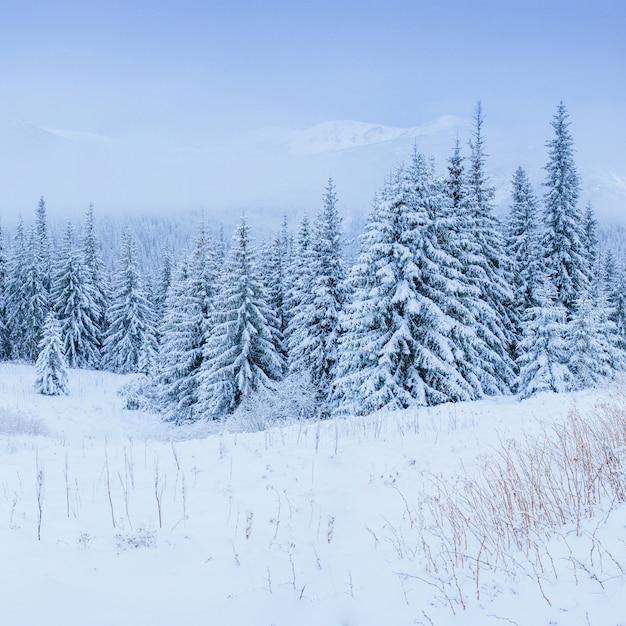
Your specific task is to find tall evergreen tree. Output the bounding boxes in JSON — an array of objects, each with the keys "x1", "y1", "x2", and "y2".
[
  {"x1": 516, "y1": 274, "x2": 571, "y2": 398},
  {"x1": 603, "y1": 251, "x2": 626, "y2": 354},
  {"x1": 542, "y1": 102, "x2": 587, "y2": 316},
  {"x1": 80, "y1": 203, "x2": 109, "y2": 354},
  {"x1": 52, "y1": 222, "x2": 100, "y2": 368},
  {"x1": 21, "y1": 225, "x2": 49, "y2": 361},
  {"x1": 465, "y1": 103, "x2": 516, "y2": 387},
  {"x1": 0, "y1": 217, "x2": 9, "y2": 359},
  {"x1": 34, "y1": 311, "x2": 69, "y2": 396},
  {"x1": 583, "y1": 201, "x2": 599, "y2": 288},
  {"x1": 506, "y1": 166, "x2": 544, "y2": 338},
  {"x1": 157, "y1": 260, "x2": 197, "y2": 421},
  {"x1": 289, "y1": 180, "x2": 347, "y2": 412},
  {"x1": 566, "y1": 289, "x2": 619, "y2": 390},
  {"x1": 285, "y1": 215, "x2": 313, "y2": 364},
  {"x1": 443, "y1": 133, "x2": 515, "y2": 395},
  {"x1": 198, "y1": 218, "x2": 285, "y2": 419},
  {"x1": 260, "y1": 216, "x2": 291, "y2": 340},
  {"x1": 154, "y1": 242, "x2": 172, "y2": 334},
  {"x1": 157, "y1": 224, "x2": 219, "y2": 422},
  {"x1": 35, "y1": 196, "x2": 52, "y2": 295},
  {"x1": 5, "y1": 218, "x2": 29, "y2": 359},
  {"x1": 103, "y1": 231, "x2": 155, "y2": 374},
  {"x1": 334, "y1": 156, "x2": 475, "y2": 415}
]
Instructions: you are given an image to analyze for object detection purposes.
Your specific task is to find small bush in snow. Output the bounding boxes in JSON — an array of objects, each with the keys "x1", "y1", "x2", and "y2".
[
  {"x1": 118, "y1": 375, "x2": 160, "y2": 411},
  {"x1": 225, "y1": 373, "x2": 318, "y2": 432},
  {"x1": 0, "y1": 409, "x2": 48, "y2": 436},
  {"x1": 115, "y1": 527, "x2": 157, "y2": 551}
]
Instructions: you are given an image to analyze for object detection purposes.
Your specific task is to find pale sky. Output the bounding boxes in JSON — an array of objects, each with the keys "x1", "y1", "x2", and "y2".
[{"x1": 1, "y1": 0, "x2": 624, "y2": 225}]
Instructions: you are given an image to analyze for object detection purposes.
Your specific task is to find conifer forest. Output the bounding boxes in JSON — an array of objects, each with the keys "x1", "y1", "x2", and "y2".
[{"x1": 3, "y1": 103, "x2": 625, "y2": 420}]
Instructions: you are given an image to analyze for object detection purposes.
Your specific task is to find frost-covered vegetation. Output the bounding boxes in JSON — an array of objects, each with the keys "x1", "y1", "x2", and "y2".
[
  {"x1": 0, "y1": 363, "x2": 625, "y2": 625},
  {"x1": 1, "y1": 103, "x2": 625, "y2": 422}
]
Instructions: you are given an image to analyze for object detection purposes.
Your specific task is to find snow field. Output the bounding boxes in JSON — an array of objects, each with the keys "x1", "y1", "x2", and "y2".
[{"x1": 1, "y1": 363, "x2": 625, "y2": 625}]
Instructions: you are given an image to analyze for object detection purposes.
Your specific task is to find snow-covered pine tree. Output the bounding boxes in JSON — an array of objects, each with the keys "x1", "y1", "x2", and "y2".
[
  {"x1": 259, "y1": 216, "x2": 291, "y2": 342},
  {"x1": 138, "y1": 330, "x2": 158, "y2": 376},
  {"x1": 289, "y1": 180, "x2": 347, "y2": 414},
  {"x1": 542, "y1": 102, "x2": 588, "y2": 316},
  {"x1": 465, "y1": 102, "x2": 516, "y2": 389},
  {"x1": 80, "y1": 203, "x2": 109, "y2": 356},
  {"x1": 34, "y1": 310, "x2": 69, "y2": 396},
  {"x1": 156, "y1": 224, "x2": 219, "y2": 422},
  {"x1": 153, "y1": 242, "x2": 172, "y2": 334},
  {"x1": 35, "y1": 196, "x2": 52, "y2": 295},
  {"x1": 4, "y1": 218, "x2": 29, "y2": 359},
  {"x1": 198, "y1": 217, "x2": 285, "y2": 420},
  {"x1": 51, "y1": 222, "x2": 101, "y2": 368},
  {"x1": 566, "y1": 288, "x2": 620, "y2": 390},
  {"x1": 156, "y1": 260, "x2": 196, "y2": 421},
  {"x1": 103, "y1": 231, "x2": 156, "y2": 374},
  {"x1": 442, "y1": 136, "x2": 514, "y2": 396},
  {"x1": 333, "y1": 154, "x2": 475, "y2": 415},
  {"x1": 285, "y1": 214, "x2": 313, "y2": 365},
  {"x1": 22, "y1": 224, "x2": 49, "y2": 361},
  {"x1": 603, "y1": 250, "x2": 626, "y2": 354},
  {"x1": 0, "y1": 217, "x2": 10, "y2": 359},
  {"x1": 506, "y1": 166, "x2": 544, "y2": 339},
  {"x1": 583, "y1": 202, "x2": 599, "y2": 288},
  {"x1": 516, "y1": 273, "x2": 571, "y2": 399}
]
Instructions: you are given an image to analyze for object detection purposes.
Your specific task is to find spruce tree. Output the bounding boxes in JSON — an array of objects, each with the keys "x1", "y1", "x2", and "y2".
[
  {"x1": 506, "y1": 166, "x2": 544, "y2": 339},
  {"x1": 22, "y1": 225, "x2": 49, "y2": 361},
  {"x1": 334, "y1": 156, "x2": 476, "y2": 415},
  {"x1": 0, "y1": 217, "x2": 9, "y2": 359},
  {"x1": 198, "y1": 218, "x2": 285, "y2": 419},
  {"x1": 157, "y1": 260, "x2": 197, "y2": 421},
  {"x1": 154, "y1": 242, "x2": 172, "y2": 334},
  {"x1": 542, "y1": 102, "x2": 587, "y2": 316},
  {"x1": 80, "y1": 203, "x2": 109, "y2": 356},
  {"x1": 103, "y1": 231, "x2": 155, "y2": 374},
  {"x1": 34, "y1": 311, "x2": 69, "y2": 396},
  {"x1": 443, "y1": 135, "x2": 514, "y2": 395},
  {"x1": 516, "y1": 274, "x2": 571, "y2": 398},
  {"x1": 157, "y1": 224, "x2": 219, "y2": 422},
  {"x1": 583, "y1": 202, "x2": 599, "y2": 287},
  {"x1": 52, "y1": 222, "x2": 100, "y2": 368},
  {"x1": 285, "y1": 215, "x2": 313, "y2": 366},
  {"x1": 289, "y1": 180, "x2": 347, "y2": 413},
  {"x1": 259, "y1": 216, "x2": 291, "y2": 341},
  {"x1": 35, "y1": 196, "x2": 52, "y2": 295},
  {"x1": 604, "y1": 251, "x2": 626, "y2": 354},
  {"x1": 5, "y1": 218, "x2": 29, "y2": 359},
  {"x1": 566, "y1": 289, "x2": 619, "y2": 390},
  {"x1": 465, "y1": 103, "x2": 516, "y2": 388}
]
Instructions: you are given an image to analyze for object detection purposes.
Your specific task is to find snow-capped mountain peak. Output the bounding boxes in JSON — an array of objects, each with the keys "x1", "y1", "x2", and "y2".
[{"x1": 282, "y1": 115, "x2": 468, "y2": 156}]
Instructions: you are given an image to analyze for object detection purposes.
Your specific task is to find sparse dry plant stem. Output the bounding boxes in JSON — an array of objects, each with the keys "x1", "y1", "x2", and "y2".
[
  {"x1": 35, "y1": 452, "x2": 44, "y2": 541},
  {"x1": 416, "y1": 398, "x2": 626, "y2": 611}
]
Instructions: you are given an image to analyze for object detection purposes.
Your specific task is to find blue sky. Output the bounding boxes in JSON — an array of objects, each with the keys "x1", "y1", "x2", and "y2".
[{"x1": 0, "y1": 0, "x2": 624, "y2": 224}]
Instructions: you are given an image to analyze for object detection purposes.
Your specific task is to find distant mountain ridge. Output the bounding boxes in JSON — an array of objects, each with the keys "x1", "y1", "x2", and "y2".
[
  {"x1": 275, "y1": 116, "x2": 468, "y2": 156},
  {"x1": 0, "y1": 114, "x2": 624, "y2": 228}
]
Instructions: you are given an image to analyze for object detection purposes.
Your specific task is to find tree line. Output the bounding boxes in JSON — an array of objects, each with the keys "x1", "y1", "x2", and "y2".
[{"x1": 3, "y1": 102, "x2": 625, "y2": 418}]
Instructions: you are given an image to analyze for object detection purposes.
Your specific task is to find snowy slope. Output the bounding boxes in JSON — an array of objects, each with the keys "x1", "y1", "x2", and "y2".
[
  {"x1": 275, "y1": 116, "x2": 467, "y2": 156},
  {"x1": 0, "y1": 363, "x2": 625, "y2": 625}
]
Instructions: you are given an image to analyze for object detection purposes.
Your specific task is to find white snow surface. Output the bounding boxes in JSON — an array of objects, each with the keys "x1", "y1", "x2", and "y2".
[
  {"x1": 1, "y1": 362, "x2": 625, "y2": 625},
  {"x1": 280, "y1": 116, "x2": 467, "y2": 156}
]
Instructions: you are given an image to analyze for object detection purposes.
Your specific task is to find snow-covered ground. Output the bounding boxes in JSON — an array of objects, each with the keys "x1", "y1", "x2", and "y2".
[{"x1": 1, "y1": 363, "x2": 624, "y2": 625}]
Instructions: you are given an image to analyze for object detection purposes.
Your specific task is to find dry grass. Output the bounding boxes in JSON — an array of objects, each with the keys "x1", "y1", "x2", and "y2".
[{"x1": 415, "y1": 389, "x2": 626, "y2": 609}]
